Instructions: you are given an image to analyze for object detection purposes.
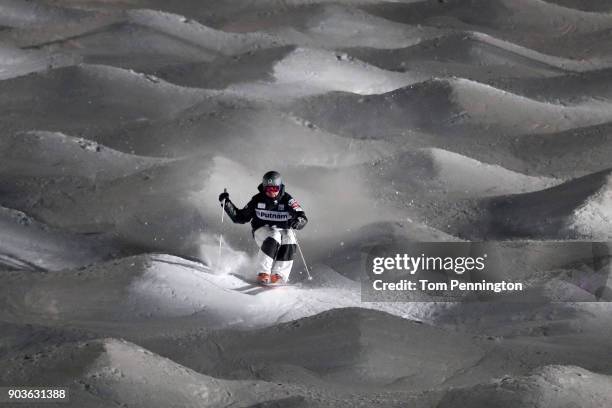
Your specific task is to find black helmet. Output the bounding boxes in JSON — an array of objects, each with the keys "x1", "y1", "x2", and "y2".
[{"x1": 262, "y1": 170, "x2": 282, "y2": 187}]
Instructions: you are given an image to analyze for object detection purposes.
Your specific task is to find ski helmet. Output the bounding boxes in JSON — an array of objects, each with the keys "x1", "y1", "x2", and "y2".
[{"x1": 262, "y1": 170, "x2": 282, "y2": 187}]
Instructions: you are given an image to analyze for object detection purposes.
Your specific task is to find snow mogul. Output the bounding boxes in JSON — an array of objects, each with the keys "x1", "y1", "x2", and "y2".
[{"x1": 218, "y1": 171, "x2": 308, "y2": 285}]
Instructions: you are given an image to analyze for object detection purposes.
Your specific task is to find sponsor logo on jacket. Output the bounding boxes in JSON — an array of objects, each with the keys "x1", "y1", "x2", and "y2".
[{"x1": 255, "y1": 209, "x2": 291, "y2": 221}]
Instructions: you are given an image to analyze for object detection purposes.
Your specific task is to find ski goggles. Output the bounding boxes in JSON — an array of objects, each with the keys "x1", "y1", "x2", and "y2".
[{"x1": 264, "y1": 185, "x2": 280, "y2": 193}]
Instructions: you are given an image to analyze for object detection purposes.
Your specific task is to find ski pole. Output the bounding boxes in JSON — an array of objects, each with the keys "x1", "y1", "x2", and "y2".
[
  {"x1": 294, "y1": 233, "x2": 312, "y2": 280},
  {"x1": 218, "y1": 188, "x2": 226, "y2": 263}
]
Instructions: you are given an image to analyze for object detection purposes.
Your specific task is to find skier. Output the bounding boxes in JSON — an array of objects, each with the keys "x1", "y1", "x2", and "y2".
[{"x1": 218, "y1": 171, "x2": 308, "y2": 285}]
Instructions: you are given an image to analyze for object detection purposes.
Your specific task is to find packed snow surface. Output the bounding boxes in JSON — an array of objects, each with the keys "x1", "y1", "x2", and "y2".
[{"x1": 1, "y1": 0, "x2": 612, "y2": 407}]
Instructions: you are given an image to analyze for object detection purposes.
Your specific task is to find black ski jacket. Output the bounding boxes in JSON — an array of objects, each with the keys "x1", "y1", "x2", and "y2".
[{"x1": 223, "y1": 184, "x2": 307, "y2": 231}]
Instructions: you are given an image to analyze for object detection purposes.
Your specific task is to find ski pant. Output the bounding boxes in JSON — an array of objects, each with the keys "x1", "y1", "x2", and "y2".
[{"x1": 253, "y1": 225, "x2": 296, "y2": 281}]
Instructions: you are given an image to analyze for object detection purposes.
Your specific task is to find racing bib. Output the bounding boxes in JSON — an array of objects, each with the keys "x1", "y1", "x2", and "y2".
[{"x1": 255, "y1": 209, "x2": 291, "y2": 221}]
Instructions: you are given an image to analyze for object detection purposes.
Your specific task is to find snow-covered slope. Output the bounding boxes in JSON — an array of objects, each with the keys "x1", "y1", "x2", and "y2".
[
  {"x1": 492, "y1": 67, "x2": 612, "y2": 104},
  {"x1": 0, "y1": 44, "x2": 80, "y2": 80},
  {"x1": 0, "y1": 337, "x2": 298, "y2": 408},
  {"x1": 0, "y1": 131, "x2": 167, "y2": 180},
  {"x1": 0, "y1": 64, "x2": 209, "y2": 137},
  {"x1": 510, "y1": 121, "x2": 612, "y2": 177},
  {"x1": 2, "y1": 0, "x2": 612, "y2": 407},
  {"x1": 463, "y1": 169, "x2": 612, "y2": 239},
  {"x1": 438, "y1": 365, "x2": 612, "y2": 408},
  {"x1": 0, "y1": 206, "x2": 119, "y2": 271},
  {"x1": 145, "y1": 308, "x2": 484, "y2": 391},
  {"x1": 368, "y1": 148, "x2": 558, "y2": 198},
  {"x1": 227, "y1": 47, "x2": 427, "y2": 99},
  {"x1": 0, "y1": 0, "x2": 92, "y2": 28},
  {"x1": 362, "y1": 0, "x2": 612, "y2": 53},
  {"x1": 291, "y1": 78, "x2": 612, "y2": 139},
  {"x1": 254, "y1": 3, "x2": 445, "y2": 49},
  {"x1": 0, "y1": 155, "x2": 216, "y2": 252},
  {"x1": 345, "y1": 31, "x2": 601, "y2": 75},
  {"x1": 18, "y1": 10, "x2": 280, "y2": 71},
  {"x1": 0, "y1": 253, "x2": 430, "y2": 329},
  {"x1": 545, "y1": 0, "x2": 612, "y2": 12},
  {"x1": 100, "y1": 100, "x2": 395, "y2": 162}
]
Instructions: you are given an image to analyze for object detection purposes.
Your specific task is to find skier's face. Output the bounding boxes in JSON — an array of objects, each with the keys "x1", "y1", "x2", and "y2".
[{"x1": 264, "y1": 185, "x2": 280, "y2": 198}]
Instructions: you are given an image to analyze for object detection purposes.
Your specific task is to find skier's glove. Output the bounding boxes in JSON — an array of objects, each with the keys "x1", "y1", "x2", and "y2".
[
  {"x1": 218, "y1": 192, "x2": 229, "y2": 202},
  {"x1": 289, "y1": 216, "x2": 307, "y2": 230}
]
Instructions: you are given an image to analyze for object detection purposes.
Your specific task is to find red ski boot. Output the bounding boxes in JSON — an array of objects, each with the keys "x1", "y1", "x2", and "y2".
[
  {"x1": 257, "y1": 273, "x2": 270, "y2": 285},
  {"x1": 270, "y1": 274, "x2": 284, "y2": 284}
]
